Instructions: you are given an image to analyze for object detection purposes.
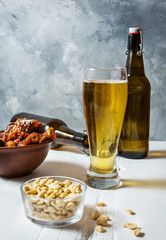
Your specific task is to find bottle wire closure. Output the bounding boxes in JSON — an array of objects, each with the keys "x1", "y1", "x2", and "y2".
[{"x1": 125, "y1": 28, "x2": 144, "y2": 56}]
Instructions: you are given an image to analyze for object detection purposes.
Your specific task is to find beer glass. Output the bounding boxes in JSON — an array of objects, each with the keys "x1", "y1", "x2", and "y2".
[{"x1": 83, "y1": 67, "x2": 127, "y2": 189}]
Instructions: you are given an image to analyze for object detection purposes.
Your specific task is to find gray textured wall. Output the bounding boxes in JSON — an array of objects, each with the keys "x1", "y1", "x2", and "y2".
[{"x1": 0, "y1": 0, "x2": 166, "y2": 140}]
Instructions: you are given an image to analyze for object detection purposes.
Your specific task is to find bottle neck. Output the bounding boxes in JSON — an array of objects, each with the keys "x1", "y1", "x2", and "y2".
[
  {"x1": 126, "y1": 50, "x2": 145, "y2": 76},
  {"x1": 54, "y1": 125, "x2": 89, "y2": 149},
  {"x1": 126, "y1": 32, "x2": 145, "y2": 76}
]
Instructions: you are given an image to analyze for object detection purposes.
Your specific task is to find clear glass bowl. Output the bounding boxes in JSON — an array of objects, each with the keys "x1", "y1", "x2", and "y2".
[{"x1": 20, "y1": 176, "x2": 87, "y2": 227}]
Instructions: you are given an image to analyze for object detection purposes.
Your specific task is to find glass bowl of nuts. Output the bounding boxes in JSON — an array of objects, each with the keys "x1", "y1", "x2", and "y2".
[{"x1": 20, "y1": 176, "x2": 87, "y2": 227}]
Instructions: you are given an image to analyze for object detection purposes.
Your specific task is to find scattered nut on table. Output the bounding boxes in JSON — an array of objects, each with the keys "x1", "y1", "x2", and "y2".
[
  {"x1": 96, "y1": 216, "x2": 108, "y2": 226},
  {"x1": 95, "y1": 225, "x2": 105, "y2": 233},
  {"x1": 123, "y1": 222, "x2": 138, "y2": 230},
  {"x1": 91, "y1": 210, "x2": 99, "y2": 220},
  {"x1": 125, "y1": 209, "x2": 135, "y2": 215},
  {"x1": 96, "y1": 202, "x2": 107, "y2": 207},
  {"x1": 122, "y1": 223, "x2": 128, "y2": 228},
  {"x1": 99, "y1": 214, "x2": 111, "y2": 221},
  {"x1": 134, "y1": 228, "x2": 141, "y2": 237},
  {"x1": 96, "y1": 225, "x2": 106, "y2": 233},
  {"x1": 125, "y1": 223, "x2": 138, "y2": 230}
]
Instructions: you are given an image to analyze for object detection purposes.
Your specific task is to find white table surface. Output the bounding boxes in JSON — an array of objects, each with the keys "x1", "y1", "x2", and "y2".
[{"x1": 0, "y1": 141, "x2": 166, "y2": 240}]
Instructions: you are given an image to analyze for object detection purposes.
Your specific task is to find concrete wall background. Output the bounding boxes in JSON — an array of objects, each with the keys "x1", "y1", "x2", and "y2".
[{"x1": 0, "y1": 0, "x2": 166, "y2": 140}]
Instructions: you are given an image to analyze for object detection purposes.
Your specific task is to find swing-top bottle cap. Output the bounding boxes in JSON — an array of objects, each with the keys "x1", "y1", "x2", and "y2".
[{"x1": 129, "y1": 27, "x2": 142, "y2": 34}]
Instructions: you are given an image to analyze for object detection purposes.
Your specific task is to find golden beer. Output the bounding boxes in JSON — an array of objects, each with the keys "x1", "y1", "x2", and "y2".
[{"x1": 83, "y1": 80, "x2": 127, "y2": 174}]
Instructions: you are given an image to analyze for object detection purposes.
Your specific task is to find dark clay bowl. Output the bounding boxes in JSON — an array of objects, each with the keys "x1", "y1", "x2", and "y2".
[{"x1": 0, "y1": 138, "x2": 51, "y2": 178}]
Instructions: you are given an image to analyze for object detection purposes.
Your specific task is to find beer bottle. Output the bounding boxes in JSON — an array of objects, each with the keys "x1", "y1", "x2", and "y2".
[
  {"x1": 118, "y1": 27, "x2": 151, "y2": 159},
  {"x1": 11, "y1": 112, "x2": 89, "y2": 150}
]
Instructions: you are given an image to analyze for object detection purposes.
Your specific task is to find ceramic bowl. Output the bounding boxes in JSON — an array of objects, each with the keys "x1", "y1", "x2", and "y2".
[{"x1": 0, "y1": 139, "x2": 51, "y2": 178}]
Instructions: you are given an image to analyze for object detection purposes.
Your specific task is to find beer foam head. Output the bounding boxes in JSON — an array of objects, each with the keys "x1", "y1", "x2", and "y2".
[{"x1": 84, "y1": 79, "x2": 127, "y2": 83}]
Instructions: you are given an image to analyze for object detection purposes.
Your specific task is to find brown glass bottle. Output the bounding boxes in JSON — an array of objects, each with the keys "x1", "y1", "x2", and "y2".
[
  {"x1": 118, "y1": 27, "x2": 151, "y2": 159},
  {"x1": 11, "y1": 112, "x2": 89, "y2": 150}
]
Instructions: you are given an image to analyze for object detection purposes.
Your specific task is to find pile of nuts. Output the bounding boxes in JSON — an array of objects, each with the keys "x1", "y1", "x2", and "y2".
[
  {"x1": 123, "y1": 209, "x2": 144, "y2": 237},
  {"x1": 23, "y1": 177, "x2": 82, "y2": 221},
  {"x1": 91, "y1": 202, "x2": 111, "y2": 233},
  {"x1": 91, "y1": 203, "x2": 144, "y2": 237}
]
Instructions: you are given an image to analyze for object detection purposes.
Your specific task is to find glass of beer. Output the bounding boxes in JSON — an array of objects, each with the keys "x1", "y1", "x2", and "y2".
[{"x1": 83, "y1": 67, "x2": 128, "y2": 189}]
